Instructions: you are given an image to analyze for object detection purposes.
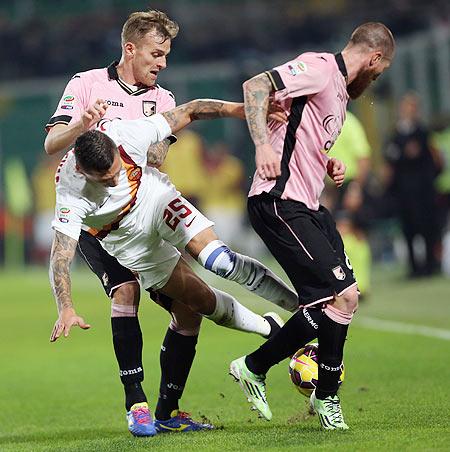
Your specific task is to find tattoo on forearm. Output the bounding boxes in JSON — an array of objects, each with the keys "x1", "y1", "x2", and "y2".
[
  {"x1": 162, "y1": 100, "x2": 237, "y2": 132},
  {"x1": 190, "y1": 100, "x2": 227, "y2": 120},
  {"x1": 244, "y1": 74, "x2": 272, "y2": 146},
  {"x1": 147, "y1": 138, "x2": 171, "y2": 167},
  {"x1": 49, "y1": 232, "x2": 77, "y2": 313}
]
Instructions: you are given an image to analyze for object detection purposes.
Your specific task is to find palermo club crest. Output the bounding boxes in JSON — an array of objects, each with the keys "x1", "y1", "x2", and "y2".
[{"x1": 142, "y1": 101, "x2": 156, "y2": 117}]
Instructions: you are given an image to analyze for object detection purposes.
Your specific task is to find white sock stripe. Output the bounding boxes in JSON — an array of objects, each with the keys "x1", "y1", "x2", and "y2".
[{"x1": 273, "y1": 200, "x2": 314, "y2": 261}]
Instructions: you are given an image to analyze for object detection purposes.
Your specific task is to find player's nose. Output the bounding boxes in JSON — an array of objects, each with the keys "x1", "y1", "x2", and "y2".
[{"x1": 158, "y1": 56, "x2": 167, "y2": 70}]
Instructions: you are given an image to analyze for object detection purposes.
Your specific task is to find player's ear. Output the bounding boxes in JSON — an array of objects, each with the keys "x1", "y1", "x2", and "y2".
[
  {"x1": 123, "y1": 42, "x2": 136, "y2": 57},
  {"x1": 369, "y1": 51, "x2": 382, "y2": 67}
]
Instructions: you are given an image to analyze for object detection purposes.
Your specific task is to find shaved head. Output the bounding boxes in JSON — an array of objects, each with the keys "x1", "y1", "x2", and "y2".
[
  {"x1": 342, "y1": 22, "x2": 395, "y2": 99},
  {"x1": 348, "y1": 22, "x2": 395, "y2": 59}
]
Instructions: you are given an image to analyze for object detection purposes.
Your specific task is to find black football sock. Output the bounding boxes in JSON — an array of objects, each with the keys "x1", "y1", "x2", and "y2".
[
  {"x1": 245, "y1": 308, "x2": 322, "y2": 376},
  {"x1": 111, "y1": 317, "x2": 147, "y2": 411},
  {"x1": 155, "y1": 328, "x2": 198, "y2": 421},
  {"x1": 315, "y1": 313, "x2": 348, "y2": 400}
]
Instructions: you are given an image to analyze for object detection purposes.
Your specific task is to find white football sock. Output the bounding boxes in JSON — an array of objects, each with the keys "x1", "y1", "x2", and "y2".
[
  {"x1": 198, "y1": 240, "x2": 299, "y2": 312},
  {"x1": 204, "y1": 287, "x2": 270, "y2": 337}
]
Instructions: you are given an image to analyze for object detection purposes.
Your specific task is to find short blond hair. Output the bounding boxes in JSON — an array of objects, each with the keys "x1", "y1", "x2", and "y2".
[
  {"x1": 121, "y1": 10, "x2": 179, "y2": 45},
  {"x1": 348, "y1": 22, "x2": 395, "y2": 58}
]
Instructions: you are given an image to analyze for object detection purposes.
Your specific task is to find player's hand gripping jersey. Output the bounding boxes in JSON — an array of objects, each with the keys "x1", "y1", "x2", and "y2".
[
  {"x1": 52, "y1": 115, "x2": 213, "y2": 289},
  {"x1": 249, "y1": 52, "x2": 349, "y2": 210}
]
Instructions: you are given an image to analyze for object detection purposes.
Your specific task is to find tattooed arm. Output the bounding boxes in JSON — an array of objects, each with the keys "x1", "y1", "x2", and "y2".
[
  {"x1": 147, "y1": 138, "x2": 171, "y2": 168},
  {"x1": 49, "y1": 231, "x2": 91, "y2": 342},
  {"x1": 243, "y1": 73, "x2": 281, "y2": 180},
  {"x1": 161, "y1": 100, "x2": 245, "y2": 134}
]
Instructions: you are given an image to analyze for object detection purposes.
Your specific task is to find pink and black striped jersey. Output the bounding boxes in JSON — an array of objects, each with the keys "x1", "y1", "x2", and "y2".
[{"x1": 249, "y1": 52, "x2": 349, "y2": 210}]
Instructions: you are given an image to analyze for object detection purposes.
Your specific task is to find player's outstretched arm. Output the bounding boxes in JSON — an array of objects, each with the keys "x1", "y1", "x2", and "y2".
[
  {"x1": 49, "y1": 231, "x2": 91, "y2": 342},
  {"x1": 161, "y1": 99, "x2": 245, "y2": 134},
  {"x1": 44, "y1": 99, "x2": 108, "y2": 155},
  {"x1": 243, "y1": 73, "x2": 281, "y2": 180}
]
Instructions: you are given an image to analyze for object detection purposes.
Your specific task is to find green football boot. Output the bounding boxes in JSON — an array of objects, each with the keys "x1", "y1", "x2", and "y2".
[
  {"x1": 229, "y1": 356, "x2": 272, "y2": 421},
  {"x1": 310, "y1": 391, "x2": 349, "y2": 430}
]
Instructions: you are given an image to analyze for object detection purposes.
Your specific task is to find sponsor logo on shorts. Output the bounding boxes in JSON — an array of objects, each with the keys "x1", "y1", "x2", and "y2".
[
  {"x1": 344, "y1": 253, "x2": 353, "y2": 270},
  {"x1": 119, "y1": 366, "x2": 143, "y2": 376},
  {"x1": 332, "y1": 265, "x2": 346, "y2": 280}
]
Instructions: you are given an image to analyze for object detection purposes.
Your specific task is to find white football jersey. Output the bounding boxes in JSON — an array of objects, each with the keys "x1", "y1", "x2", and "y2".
[{"x1": 52, "y1": 114, "x2": 214, "y2": 289}]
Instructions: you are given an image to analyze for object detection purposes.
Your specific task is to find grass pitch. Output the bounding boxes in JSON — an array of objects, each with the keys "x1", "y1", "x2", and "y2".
[{"x1": 1, "y1": 262, "x2": 449, "y2": 451}]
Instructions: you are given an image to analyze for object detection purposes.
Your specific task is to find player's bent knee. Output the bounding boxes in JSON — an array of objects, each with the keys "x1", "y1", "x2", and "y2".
[
  {"x1": 112, "y1": 282, "x2": 140, "y2": 306},
  {"x1": 169, "y1": 316, "x2": 201, "y2": 336},
  {"x1": 340, "y1": 286, "x2": 359, "y2": 312},
  {"x1": 169, "y1": 300, "x2": 202, "y2": 335}
]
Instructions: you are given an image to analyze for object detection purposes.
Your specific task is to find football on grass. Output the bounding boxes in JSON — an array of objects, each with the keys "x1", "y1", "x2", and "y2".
[{"x1": 289, "y1": 343, "x2": 345, "y2": 397}]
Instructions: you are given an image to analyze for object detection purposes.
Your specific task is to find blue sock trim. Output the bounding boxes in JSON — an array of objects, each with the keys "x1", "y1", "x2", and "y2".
[{"x1": 204, "y1": 245, "x2": 228, "y2": 271}]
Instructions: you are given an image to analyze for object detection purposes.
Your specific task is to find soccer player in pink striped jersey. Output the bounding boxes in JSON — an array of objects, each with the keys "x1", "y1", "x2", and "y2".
[{"x1": 230, "y1": 22, "x2": 395, "y2": 429}]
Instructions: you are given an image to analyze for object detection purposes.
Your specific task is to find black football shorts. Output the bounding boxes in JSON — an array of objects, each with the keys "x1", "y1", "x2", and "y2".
[
  {"x1": 248, "y1": 193, "x2": 357, "y2": 306},
  {"x1": 77, "y1": 230, "x2": 173, "y2": 311}
]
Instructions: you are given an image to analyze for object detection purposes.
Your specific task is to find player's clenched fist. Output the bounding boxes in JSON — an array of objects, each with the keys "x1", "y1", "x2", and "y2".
[
  {"x1": 327, "y1": 157, "x2": 346, "y2": 188},
  {"x1": 50, "y1": 307, "x2": 91, "y2": 342},
  {"x1": 81, "y1": 99, "x2": 109, "y2": 131}
]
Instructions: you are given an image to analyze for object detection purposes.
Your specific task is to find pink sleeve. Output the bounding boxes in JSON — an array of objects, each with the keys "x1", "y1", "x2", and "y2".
[
  {"x1": 157, "y1": 89, "x2": 176, "y2": 113},
  {"x1": 156, "y1": 88, "x2": 177, "y2": 143},
  {"x1": 45, "y1": 74, "x2": 88, "y2": 132},
  {"x1": 266, "y1": 54, "x2": 330, "y2": 101}
]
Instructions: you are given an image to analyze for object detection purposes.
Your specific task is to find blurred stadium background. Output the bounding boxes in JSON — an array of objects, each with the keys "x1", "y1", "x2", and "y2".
[{"x1": 1, "y1": 1, "x2": 450, "y2": 450}]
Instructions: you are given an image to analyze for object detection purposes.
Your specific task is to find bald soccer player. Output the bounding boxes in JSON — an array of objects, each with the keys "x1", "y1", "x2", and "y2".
[{"x1": 230, "y1": 22, "x2": 395, "y2": 430}]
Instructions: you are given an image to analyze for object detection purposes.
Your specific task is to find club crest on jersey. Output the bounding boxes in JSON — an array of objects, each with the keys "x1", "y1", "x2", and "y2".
[
  {"x1": 288, "y1": 61, "x2": 308, "y2": 76},
  {"x1": 143, "y1": 101, "x2": 156, "y2": 117},
  {"x1": 128, "y1": 166, "x2": 142, "y2": 182},
  {"x1": 332, "y1": 265, "x2": 346, "y2": 280}
]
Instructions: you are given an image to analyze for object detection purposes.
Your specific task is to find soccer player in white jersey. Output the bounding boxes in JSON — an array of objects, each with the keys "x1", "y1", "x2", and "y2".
[
  {"x1": 44, "y1": 10, "x2": 297, "y2": 435},
  {"x1": 48, "y1": 98, "x2": 300, "y2": 436},
  {"x1": 229, "y1": 23, "x2": 395, "y2": 430}
]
